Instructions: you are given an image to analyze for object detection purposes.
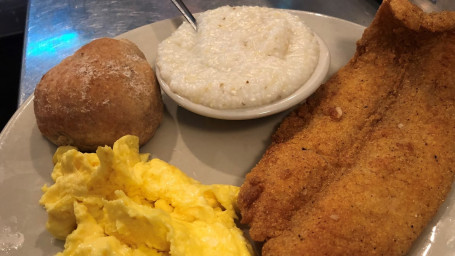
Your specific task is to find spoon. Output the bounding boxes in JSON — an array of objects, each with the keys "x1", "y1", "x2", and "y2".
[{"x1": 170, "y1": 0, "x2": 198, "y2": 31}]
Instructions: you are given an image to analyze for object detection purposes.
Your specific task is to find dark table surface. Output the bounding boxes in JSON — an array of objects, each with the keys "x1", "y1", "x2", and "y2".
[{"x1": 18, "y1": 0, "x2": 453, "y2": 105}]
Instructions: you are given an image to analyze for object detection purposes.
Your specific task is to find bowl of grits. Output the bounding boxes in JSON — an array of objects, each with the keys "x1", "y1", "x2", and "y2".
[{"x1": 156, "y1": 5, "x2": 330, "y2": 120}]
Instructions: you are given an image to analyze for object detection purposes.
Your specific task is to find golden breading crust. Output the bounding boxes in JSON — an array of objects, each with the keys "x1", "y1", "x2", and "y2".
[{"x1": 238, "y1": 0, "x2": 455, "y2": 255}]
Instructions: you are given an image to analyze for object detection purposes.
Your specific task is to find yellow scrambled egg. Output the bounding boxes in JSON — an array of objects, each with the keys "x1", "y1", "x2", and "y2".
[{"x1": 40, "y1": 135, "x2": 252, "y2": 256}]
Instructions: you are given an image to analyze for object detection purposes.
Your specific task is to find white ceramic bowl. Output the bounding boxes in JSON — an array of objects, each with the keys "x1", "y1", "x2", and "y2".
[{"x1": 156, "y1": 33, "x2": 330, "y2": 120}]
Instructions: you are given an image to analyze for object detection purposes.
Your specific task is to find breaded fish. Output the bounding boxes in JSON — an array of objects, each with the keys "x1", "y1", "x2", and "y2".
[{"x1": 238, "y1": 0, "x2": 455, "y2": 255}]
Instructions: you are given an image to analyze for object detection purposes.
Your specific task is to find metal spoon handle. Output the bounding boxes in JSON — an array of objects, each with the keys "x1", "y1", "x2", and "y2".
[{"x1": 170, "y1": 0, "x2": 198, "y2": 31}]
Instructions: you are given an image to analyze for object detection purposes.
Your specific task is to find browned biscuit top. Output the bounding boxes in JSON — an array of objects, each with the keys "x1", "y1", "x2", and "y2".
[{"x1": 34, "y1": 37, "x2": 163, "y2": 151}]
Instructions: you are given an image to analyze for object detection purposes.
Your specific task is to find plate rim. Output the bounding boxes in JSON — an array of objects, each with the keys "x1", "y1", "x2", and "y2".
[{"x1": 2, "y1": 9, "x2": 368, "y2": 138}]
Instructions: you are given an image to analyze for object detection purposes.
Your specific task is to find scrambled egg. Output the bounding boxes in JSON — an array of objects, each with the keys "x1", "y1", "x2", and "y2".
[{"x1": 40, "y1": 135, "x2": 252, "y2": 256}]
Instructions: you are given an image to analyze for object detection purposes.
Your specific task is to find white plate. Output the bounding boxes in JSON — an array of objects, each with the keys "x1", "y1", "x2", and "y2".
[
  {"x1": 156, "y1": 32, "x2": 330, "y2": 120},
  {"x1": 1, "y1": 10, "x2": 454, "y2": 256}
]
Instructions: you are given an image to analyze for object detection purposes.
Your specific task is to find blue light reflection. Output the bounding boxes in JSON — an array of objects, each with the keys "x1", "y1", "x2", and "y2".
[{"x1": 27, "y1": 31, "x2": 80, "y2": 57}]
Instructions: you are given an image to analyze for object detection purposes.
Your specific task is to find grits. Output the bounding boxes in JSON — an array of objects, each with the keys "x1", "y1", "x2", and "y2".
[
  {"x1": 40, "y1": 135, "x2": 252, "y2": 256},
  {"x1": 156, "y1": 6, "x2": 320, "y2": 109}
]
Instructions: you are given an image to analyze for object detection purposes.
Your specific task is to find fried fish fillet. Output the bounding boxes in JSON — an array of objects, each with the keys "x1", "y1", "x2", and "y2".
[{"x1": 237, "y1": 0, "x2": 455, "y2": 255}]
